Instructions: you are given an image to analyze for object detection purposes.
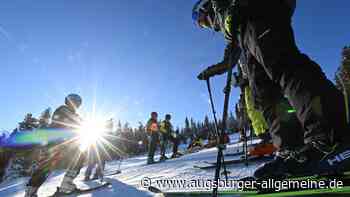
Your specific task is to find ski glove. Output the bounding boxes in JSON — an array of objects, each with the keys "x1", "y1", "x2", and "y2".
[{"x1": 197, "y1": 69, "x2": 210, "y2": 80}]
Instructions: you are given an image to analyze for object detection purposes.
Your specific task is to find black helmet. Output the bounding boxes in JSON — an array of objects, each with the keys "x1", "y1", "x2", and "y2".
[
  {"x1": 165, "y1": 114, "x2": 171, "y2": 120},
  {"x1": 192, "y1": 0, "x2": 215, "y2": 29},
  {"x1": 65, "y1": 93, "x2": 82, "y2": 109}
]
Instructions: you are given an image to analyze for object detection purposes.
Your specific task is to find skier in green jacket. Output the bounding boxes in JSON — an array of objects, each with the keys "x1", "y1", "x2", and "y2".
[{"x1": 146, "y1": 112, "x2": 160, "y2": 164}]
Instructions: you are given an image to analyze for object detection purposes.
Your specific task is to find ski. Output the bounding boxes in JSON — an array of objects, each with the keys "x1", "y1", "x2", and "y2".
[
  {"x1": 103, "y1": 170, "x2": 122, "y2": 176},
  {"x1": 148, "y1": 186, "x2": 350, "y2": 197},
  {"x1": 85, "y1": 170, "x2": 122, "y2": 181},
  {"x1": 194, "y1": 155, "x2": 273, "y2": 170},
  {"x1": 49, "y1": 182, "x2": 111, "y2": 197},
  {"x1": 148, "y1": 174, "x2": 350, "y2": 196},
  {"x1": 224, "y1": 151, "x2": 244, "y2": 157}
]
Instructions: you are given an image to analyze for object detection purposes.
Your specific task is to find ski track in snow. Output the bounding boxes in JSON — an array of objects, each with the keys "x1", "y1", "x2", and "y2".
[{"x1": 0, "y1": 134, "x2": 266, "y2": 196}]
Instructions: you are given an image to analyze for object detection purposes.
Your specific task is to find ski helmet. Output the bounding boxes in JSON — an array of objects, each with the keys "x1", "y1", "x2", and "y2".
[
  {"x1": 151, "y1": 112, "x2": 158, "y2": 117},
  {"x1": 192, "y1": 0, "x2": 215, "y2": 29},
  {"x1": 65, "y1": 93, "x2": 82, "y2": 108},
  {"x1": 165, "y1": 114, "x2": 171, "y2": 120}
]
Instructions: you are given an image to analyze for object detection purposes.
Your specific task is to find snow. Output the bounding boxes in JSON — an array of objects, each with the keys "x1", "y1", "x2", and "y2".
[{"x1": 0, "y1": 134, "x2": 266, "y2": 196}]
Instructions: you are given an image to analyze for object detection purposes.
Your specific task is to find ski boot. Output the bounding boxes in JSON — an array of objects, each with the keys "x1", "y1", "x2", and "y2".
[
  {"x1": 84, "y1": 176, "x2": 90, "y2": 182},
  {"x1": 171, "y1": 152, "x2": 183, "y2": 159},
  {"x1": 24, "y1": 185, "x2": 38, "y2": 197},
  {"x1": 57, "y1": 170, "x2": 78, "y2": 194},
  {"x1": 318, "y1": 143, "x2": 350, "y2": 175},
  {"x1": 254, "y1": 140, "x2": 338, "y2": 180},
  {"x1": 160, "y1": 155, "x2": 168, "y2": 161},
  {"x1": 248, "y1": 143, "x2": 276, "y2": 157},
  {"x1": 147, "y1": 159, "x2": 155, "y2": 165}
]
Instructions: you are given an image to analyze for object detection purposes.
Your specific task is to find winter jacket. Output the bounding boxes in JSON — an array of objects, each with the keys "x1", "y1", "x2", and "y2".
[
  {"x1": 50, "y1": 105, "x2": 81, "y2": 129},
  {"x1": 160, "y1": 120, "x2": 173, "y2": 135},
  {"x1": 146, "y1": 119, "x2": 159, "y2": 135}
]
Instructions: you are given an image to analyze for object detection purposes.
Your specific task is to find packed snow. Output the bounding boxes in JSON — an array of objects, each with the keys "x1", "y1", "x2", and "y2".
[{"x1": 0, "y1": 134, "x2": 266, "y2": 197}]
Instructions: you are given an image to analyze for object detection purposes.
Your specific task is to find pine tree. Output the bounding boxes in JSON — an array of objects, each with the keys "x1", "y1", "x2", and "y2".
[
  {"x1": 335, "y1": 46, "x2": 350, "y2": 122},
  {"x1": 228, "y1": 111, "x2": 237, "y2": 133},
  {"x1": 190, "y1": 118, "x2": 197, "y2": 136},
  {"x1": 117, "y1": 120, "x2": 122, "y2": 133},
  {"x1": 184, "y1": 117, "x2": 190, "y2": 134},
  {"x1": 335, "y1": 46, "x2": 350, "y2": 92}
]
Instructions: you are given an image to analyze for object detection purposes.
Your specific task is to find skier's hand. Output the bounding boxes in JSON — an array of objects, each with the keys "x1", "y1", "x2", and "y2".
[{"x1": 197, "y1": 69, "x2": 210, "y2": 80}]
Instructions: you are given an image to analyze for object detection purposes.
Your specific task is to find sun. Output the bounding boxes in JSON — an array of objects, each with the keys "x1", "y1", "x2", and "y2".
[{"x1": 78, "y1": 117, "x2": 107, "y2": 151}]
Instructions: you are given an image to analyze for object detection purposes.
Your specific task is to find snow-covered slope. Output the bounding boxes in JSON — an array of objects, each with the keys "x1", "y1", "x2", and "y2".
[{"x1": 0, "y1": 134, "x2": 264, "y2": 196}]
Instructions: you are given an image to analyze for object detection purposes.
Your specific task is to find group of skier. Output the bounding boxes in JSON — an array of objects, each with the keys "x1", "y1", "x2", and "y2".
[
  {"x1": 192, "y1": 0, "x2": 350, "y2": 179},
  {"x1": 146, "y1": 112, "x2": 182, "y2": 164}
]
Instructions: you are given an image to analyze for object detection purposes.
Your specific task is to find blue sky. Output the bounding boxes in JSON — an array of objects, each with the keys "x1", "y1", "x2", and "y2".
[{"x1": 0, "y1": 0, "x2": 349, "y2": 130}]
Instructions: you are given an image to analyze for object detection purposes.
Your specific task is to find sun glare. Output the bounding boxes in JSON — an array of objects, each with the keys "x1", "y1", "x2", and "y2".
[{"x1": 78, "y1": 117, "x2": 106, "y2": 151}]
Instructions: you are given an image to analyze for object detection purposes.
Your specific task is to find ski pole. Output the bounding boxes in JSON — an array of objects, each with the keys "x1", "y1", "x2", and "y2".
[
  {"x1": 206, "y1": 79, "x2": 229, "y2": 180},
  {"x1": 212, "y1": 47, "x2": 241, "y2": 197},
  {"x1": 118, "y1": 157, "x2": 123, "y2": 172},
  {"x1": 206, "y1": 79, "x2": 220, "y2": 137}
]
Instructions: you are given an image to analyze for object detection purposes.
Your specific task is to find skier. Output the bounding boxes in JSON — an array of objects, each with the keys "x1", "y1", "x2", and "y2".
[
  {"x1": 146, "y1": 112, "x2": 160, "y2": 164},
  {"x1": 25, "y1": 93, "x2": 84, "y2": 197},
  {"x1": 192, "y1": 0, "x2": 350, "y2": 179},
  {"x1": 18, "y1": 113, "x2": 39, "y2": 131},
  {"x1": 187, "y1": 136, "x2": 204, "y2": 153},
  {"x1": 37, "y1": 108, "x2": 51, "y2": 129},
  {"x1": 160, "y1": 114, "x2": 181, "y2": 159}
]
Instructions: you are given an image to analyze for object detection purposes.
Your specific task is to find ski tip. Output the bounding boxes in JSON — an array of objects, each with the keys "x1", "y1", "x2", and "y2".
[{"x1": 148, "y1": 186, "x2": 163, "y2": 193}]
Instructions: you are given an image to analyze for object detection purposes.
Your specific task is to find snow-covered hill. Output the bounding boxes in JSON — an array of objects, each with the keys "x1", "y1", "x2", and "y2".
[{"x1": 0, "y1": 134, "x2": 264, "y2": 197}]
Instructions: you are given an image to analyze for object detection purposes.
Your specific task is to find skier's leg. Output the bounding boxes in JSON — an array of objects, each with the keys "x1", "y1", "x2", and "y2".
[
  {"x1": 147, "y1": 133, "x2": 156, "y2": 164},
  {"x1": 160, "y1": 134, "x2": 165, "y2": 158},
  {"x1": 171, "y1": 135, "x2": 179, "y2": 158},
  {"x1": 25, "y1": 148, "x2": 61, "y2": 197},
  {"x1": 245, "y1": 0, "x2": 349, "y2": 178},
  {"x1": 160, "y1": 134, "x2": 168, "y2": 160},
  {"x1": 84, "y1": 163, "x2": 93, "y2": 181},
  {"x1": 94, "y1": 159, "x2": 105, "y2": 180},
  {"x1": 59, "y1": 150, "x2": 86, "y2": 193},
  {"x1": 245, "y1": 4, "x2": 349, "y2": 145},
  {"x1": 248, "y1": 58, "x2": 304, "y2": 151}
]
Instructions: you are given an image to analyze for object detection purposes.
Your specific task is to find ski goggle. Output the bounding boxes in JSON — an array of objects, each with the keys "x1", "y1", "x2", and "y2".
[
  {"x1": 193, "y1": 10, "x2": 214, "y2": 29},
  {"x1": 192, "y1": 0, "x2": 214, "y2": 29}
]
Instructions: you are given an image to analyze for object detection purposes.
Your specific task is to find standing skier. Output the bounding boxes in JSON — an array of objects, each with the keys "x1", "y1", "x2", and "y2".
[
  {"x1": 160, "y1": 114, "x2": 181, "y2": 159},
  {"x1": 146, "y1": 112, "x2": 160, "y2": 164},
  {"x1": 25, "y1": 93, "x2": 84, "y2": 197},
  {"x1": 192, "y1": 0, "x2": 350, "y2": 178}
]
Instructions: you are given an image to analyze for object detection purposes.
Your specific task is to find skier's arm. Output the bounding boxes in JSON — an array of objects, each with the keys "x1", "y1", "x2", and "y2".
[
  {"x1": 197, "y1": 44, "x2": 241, "y2": 80},
  {"x1": 159, "y1": 121, "x2": 167, "y2": 133},
  {"x1": 146, "y1": 120, "x2": 152, "y2": 133}
]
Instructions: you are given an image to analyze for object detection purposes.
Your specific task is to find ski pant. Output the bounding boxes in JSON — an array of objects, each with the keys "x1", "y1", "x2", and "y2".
[
  {"x1": 27, "y1": 144, "x2": 86, "y2": 188},
  {"x1": 162, "y1": 133, "x2": 180, "y2": 156},
  {"x1": 85, "y1": 160, "x2": 105, "y2": 179},
  {"x1": 160, "y1": 133, "x2": 168, "y2": 157},
  {"x1": 247, "y1": 60, "x2": 304, "y2": 150},
  {"x1": 241, "y1": 0, "x2": 350, "y2": 146},
  {"x1": 147, "y1": 133, "x2": 158, "y2": 163},
  {"x1": 0, "y1": 150, "x2": 12, "y2": 182},
  {"x1": 170, "y1": 135, "x2": 180, "y2": 155}
]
